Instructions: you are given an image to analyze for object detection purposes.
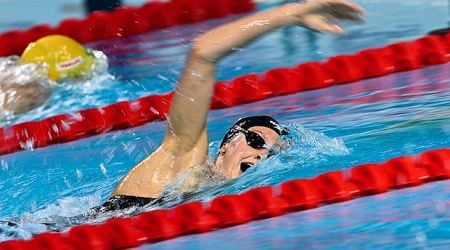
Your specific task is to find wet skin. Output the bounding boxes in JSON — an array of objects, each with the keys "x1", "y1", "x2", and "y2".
[{"x1": 214, "y1": 126, "x2": 280, "y2": 178}]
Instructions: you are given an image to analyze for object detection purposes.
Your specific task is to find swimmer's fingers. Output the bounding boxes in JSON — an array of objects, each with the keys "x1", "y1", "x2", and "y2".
[
  {"x1": 324, "y1": 1, "x2": 365, "y2": 23},
  {"x1": 290, "y1": 0, "x2": 365, "y2": 34},
  {"x1": 324, "y1": 0, "x2": 365, "y2": 15}
]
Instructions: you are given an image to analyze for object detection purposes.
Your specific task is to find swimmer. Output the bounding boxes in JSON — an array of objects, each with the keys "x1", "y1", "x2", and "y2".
[
  {"x1": 0, "y1": 56, "x2": 51, "y2": 116},
  {"x1": 92, "y1": 0, "x2": 365, "y2": 213},
  {"x1": 0, "y1": 35, "x2": 105, "y2": 116}
]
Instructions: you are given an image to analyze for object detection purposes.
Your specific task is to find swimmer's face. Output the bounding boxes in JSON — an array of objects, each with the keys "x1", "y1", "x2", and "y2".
[{"x1": 214, "y1": 126, "x2": 280, "y2": 179}]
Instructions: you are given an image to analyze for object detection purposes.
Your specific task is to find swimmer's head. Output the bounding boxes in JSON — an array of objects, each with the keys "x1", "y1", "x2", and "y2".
[
  {"x1": 0, "y1": 56, "x2": 51, "y2": 116},
  {"x1": 21, "y1": 35, "x2": 94, "y2": 81},
  {"x1": 214, "y1": 115, "x2": 289, "y2": 178}
]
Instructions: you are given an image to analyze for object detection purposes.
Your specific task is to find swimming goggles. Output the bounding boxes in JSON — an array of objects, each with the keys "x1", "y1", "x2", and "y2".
[{"x1": 233, "y1": 126, "x2": 267, "y2": 150}]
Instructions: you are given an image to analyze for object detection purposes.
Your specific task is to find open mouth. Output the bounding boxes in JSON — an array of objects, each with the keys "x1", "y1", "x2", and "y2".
[{"x1": 240, "y1": 162, "x2": 254, "y2": 173}]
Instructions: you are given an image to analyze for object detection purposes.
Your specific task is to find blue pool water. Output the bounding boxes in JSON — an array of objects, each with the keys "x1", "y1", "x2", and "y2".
[
  {"x1": 3, "y1": 0, "x2": 448, "y2": 126},
  {"x1": 0, "y1": 0, "x2": 148, "y2": 33},
  {"x1": 0, "y1": 0, "x2": 449, "y2": 248}
]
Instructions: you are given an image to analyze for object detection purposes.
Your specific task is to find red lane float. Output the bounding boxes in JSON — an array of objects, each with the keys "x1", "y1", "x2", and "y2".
[
  {"x1": 1, "y1": 148, "x2": 449, "y2": 250},
  {"x1": 0, "y1": 0, "x2": 255, "y2": 57},
  {"x1": 0, "y1": 33, "x2": 449, "y2": 156}
]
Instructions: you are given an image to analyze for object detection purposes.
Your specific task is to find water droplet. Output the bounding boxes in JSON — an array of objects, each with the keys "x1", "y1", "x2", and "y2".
[
  {"x1": 1, "y1": 160, "x2": 8, "y2": 171},
  {"x1": 130, "y1": 101, "x2": 141, "y2": 111},
  {"x1": 122, "y1": 142, "x2": 137, "y2": 155},
  {"x1": 63, "y1": 177, "x2": 71, "y2": 188},
  {"x1": 189, "y1": 70, "x2": 203, "y2": 78},
  {"x1": 100, "y1": 163, "x2": 107, "y2": 176},
  {"x1": 20, "y1": 138, "x2": 35, "y2": 151},
  {"x1": 61, "y1": 121, "x2": 70, "y2": 131},
  {"x1": 70, "y1": 112, "x2": 83, "y2": 121},
  {"x1": 75, "y1": 169, "x2": 83, "y2": 180}
]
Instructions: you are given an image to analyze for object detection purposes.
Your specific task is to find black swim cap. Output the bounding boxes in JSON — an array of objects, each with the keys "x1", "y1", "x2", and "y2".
[{"x1": 219, "y1": 115, "x2": 289, "y2": 148}]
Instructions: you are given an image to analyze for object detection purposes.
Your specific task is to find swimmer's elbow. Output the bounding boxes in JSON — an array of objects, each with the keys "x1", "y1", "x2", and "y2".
[{"x1": 190, "y1": 36, "x2": 223, "y2": 65}]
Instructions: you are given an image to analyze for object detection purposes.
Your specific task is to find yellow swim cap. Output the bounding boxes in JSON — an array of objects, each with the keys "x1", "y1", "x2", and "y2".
[{"x1": 21, "y1": 35, "x2": 93, "y2": 81}]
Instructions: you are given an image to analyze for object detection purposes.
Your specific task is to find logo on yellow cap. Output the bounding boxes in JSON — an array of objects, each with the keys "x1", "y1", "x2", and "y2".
[{"x1": 56, "y1": 56, "x2": 83, "y2": 71}]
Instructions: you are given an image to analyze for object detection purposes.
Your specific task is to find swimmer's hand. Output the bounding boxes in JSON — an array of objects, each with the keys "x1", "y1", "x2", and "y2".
[
  {"x1": 289, "y1": 0, "x2": 364, "y2": 34},
  {"x1": 193, "y1": 0, "x2": 364, "y2": 63}
]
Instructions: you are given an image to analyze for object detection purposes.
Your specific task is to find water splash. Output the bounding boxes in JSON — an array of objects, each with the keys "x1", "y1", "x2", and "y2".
[
  {"x1": 0, "y1": 122, "x2": 347, "y2": 238},
  {"x1": 0, "y1": 195, "x2": 101, "y2": 241},
  {"x1": 159, "y1": 122, "x2": 349, "y2": 204},
  {"x1": 0, "y1": 50, "x2": 114, "y2": 127}
]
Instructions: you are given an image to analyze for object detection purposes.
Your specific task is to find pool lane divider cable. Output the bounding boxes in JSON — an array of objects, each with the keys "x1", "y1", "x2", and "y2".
[
  {"x1": 0, "y1": 0, "x2": 256, "y2": 57},
  {"x1": 0, "y1": 32, "x2": 449, "y2": 156},
  {"x1": 0, "y1": 148, "x2": 449, "y2": 249}
]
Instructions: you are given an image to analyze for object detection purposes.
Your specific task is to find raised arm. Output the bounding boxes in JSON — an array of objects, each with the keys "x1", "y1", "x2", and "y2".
[
  {"x1": 163, "y1": 0, "x2": 363, "y2": 152},
  {"x1": 112, "y1": 0, "x2": 363, "y2": 198},
  {"x1": 162, "y1": 4, "x2": 300, "y2": 153}
]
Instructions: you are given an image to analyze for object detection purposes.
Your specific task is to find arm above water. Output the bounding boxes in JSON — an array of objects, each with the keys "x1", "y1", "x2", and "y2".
[
  {"x1": 112, "y1": 0, "x2": 364, "y2": 198},
  {"x1": 163, "y1": 0, "x2": 363, "y2": 154}
]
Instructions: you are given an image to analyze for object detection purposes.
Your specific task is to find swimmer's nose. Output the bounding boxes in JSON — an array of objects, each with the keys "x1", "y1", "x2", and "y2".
[
  {"x1": 244, "y1": 153, "x2": 266, "y2": 165},
  {"x1": 254, "y1": 154, "x2": 263, "y2": 161},
  {"x1": 254, "y1": 149, "x2": 272, "y2": 161}
]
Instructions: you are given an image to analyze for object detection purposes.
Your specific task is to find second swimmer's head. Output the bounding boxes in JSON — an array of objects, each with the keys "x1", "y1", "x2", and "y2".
[{"x1": 21, "y1": 35, "x2": 94, "y2": 81}]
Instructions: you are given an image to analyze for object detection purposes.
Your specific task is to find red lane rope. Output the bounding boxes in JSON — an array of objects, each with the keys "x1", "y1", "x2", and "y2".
[
  {"x1": 0, "y1": 0, "x2": 255, "y2": 57},
  {"x1": 0, "y1": 148, "x2": 449, "y2": 249},
  {"x1": 0, "y1": 33, "x2": 449, "y2": 156}
]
